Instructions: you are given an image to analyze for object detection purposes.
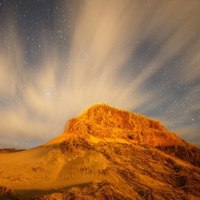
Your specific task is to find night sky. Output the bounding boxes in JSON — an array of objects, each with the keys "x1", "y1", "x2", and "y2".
[{"x1": 0, "y1": 0, "x2": 200, "y2": 148}]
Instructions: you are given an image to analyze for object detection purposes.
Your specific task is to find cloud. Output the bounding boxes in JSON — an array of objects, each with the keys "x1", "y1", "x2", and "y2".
[{"x1": 0, "y1": 0, "x2": 199, "y2": 147}]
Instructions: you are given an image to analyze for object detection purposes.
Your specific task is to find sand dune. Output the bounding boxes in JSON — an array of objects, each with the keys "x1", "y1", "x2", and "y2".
[{"x1": 0, "y1": 104, "x2": 200, "y2": 199}]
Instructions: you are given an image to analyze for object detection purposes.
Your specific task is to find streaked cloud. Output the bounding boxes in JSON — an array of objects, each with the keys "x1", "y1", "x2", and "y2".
[{"x1": 0, "y1": 0, "x2": 199, "y2": 147}]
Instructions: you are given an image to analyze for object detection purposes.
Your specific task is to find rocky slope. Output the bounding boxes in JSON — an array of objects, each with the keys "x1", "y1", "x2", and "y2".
[{"x1": 0, "y1": 104, "x2": 200, "y2": 200}]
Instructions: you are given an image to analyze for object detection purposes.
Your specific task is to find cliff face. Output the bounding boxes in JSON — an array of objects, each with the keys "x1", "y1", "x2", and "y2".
[
  {"x1": 65, "y1": 104, "x2": 178, "y2": 145},
  {"x1": 63, "y1": 104, "x2": 200, "y2": 166},
  {"x1": 1, "y1": 104, "x2": 200, "y2": 200}
]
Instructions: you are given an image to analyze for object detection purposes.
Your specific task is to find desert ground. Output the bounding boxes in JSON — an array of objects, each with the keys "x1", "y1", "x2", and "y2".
[{"x1": 0, "y1": 104, "x2": 200, "y2": 199}]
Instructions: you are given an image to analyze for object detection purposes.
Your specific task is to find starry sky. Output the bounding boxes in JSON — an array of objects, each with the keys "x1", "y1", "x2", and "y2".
[{"x1": 0, "y1": 0, "x2": 200, "y2": 148}]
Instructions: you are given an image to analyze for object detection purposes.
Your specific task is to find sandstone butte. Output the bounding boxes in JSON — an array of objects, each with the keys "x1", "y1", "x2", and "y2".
[{"x1": 0, "y1": 104, "x2": 200, "y2": 200}]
